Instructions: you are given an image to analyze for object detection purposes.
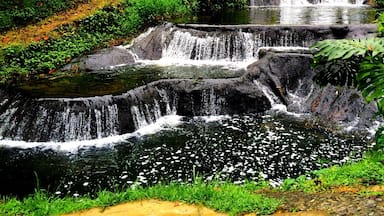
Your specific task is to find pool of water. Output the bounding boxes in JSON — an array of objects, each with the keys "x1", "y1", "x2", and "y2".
[
  {"x1": 0, "y1": 114, "x2": 372, "y2": 198},
  {"x1": 18, "y1": 64, "x2": 245, "y2": 98},
  {"x1": 174, "y1": 6, "x2": 378, "y2": 25}
]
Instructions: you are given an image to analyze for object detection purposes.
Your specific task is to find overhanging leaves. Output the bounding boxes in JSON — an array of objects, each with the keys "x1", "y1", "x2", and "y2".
[{"x1": 358, "y1": 57, "x2": 384, "y2": 113}]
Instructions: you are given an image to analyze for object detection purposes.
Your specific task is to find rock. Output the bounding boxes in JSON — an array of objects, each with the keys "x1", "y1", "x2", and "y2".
[
  {"x1": 175, "y1": 24, "x2": 377, "y2": 41},
  {"x1": 129, "y1": 23, "x2": 173, "y2": 60},
  {"x1": 246, "y1": 51, "x2": 314, "y2": 104},
  {"x1": 62, "y1": 47, "x2": 135, "y2": 72},
  {"x1": 246, "y1": 50, "x2": 378, "y2": 129}
]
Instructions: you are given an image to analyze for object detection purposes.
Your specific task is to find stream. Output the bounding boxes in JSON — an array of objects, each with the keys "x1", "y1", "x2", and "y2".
[{"x1": 0, "y1": 0, "x2": 379, "y2": 198}]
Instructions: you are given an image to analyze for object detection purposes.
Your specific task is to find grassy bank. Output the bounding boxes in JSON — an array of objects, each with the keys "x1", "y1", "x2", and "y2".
[
  {"x1": 0, "y1": 180, "x2": 280, "y2": 216},
  {"x1": 281, "y1": 151, "x2": 384, "y2": 193},
  {"x1": 1, "y1": 151, "x2": 383, "y2": 215}
]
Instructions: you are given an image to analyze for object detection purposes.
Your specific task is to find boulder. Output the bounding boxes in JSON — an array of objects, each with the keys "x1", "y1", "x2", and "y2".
[{"x1": 62, "y1": 47, "x2": 135, "y2": 72}]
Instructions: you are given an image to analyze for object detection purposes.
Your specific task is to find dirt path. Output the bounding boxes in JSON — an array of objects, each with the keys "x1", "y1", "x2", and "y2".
[
  {"x1": 0, "y1": 0, "x2": 121, "y2": 46},
  {"x1": 61, "y1": 199, "x2": 328, "y2": 216},
  {"x1": 263, "y1": 186, "x2": 384, "y2": 215},
  {"x1": 62, "y1": 186, "x2": 384, "y2": 216},
  {"x1": 62, "y1": 199, "x2": 227, "y2": 216}
]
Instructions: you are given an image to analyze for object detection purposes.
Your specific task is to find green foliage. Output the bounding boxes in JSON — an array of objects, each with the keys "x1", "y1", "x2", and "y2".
[
  {"x1": 74, "y1": 6, "x2": 124, "y2": 35},
  {"x1": 0, "y1": 181, "x2": 280, "y2": 216},
  {"x1": 0, "y1": 32, "x2": 109, "y2": 78},
  {"x1": 379, "y1": 13, "x2": 384, "y2": 35},
  {"x1": 357, "y1": 57, "x2": 384, "y2": 112},
  {"x1": 375, "y1": 0, "x2": 384, "y2": 8},
  {"x1": 195, "y1": 0, "x2": 247, "y2": 13},
  {"x1": 313, "y1": 38, "x2": 384, "y2": 62},
  {"x1": 0, "y1": 0, "x2": 87, "y2": 33},
  {"x1": 121, "y1": 0, "x2": 191, "y2": 32},
  {"x1": 312, "y1": 39, "x2": 384, "y2": 148},
  {"x1": 281, "y1": 152, "x2": 384, "y2": 192}
]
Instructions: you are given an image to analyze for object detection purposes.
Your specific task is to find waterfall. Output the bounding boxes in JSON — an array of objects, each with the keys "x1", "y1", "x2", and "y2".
[
  {"x1": 161, "y1": 28, "x2": 313, "y2": 63},
  {"x1": 130, "y1": 88, "x2": 177, "y2": 130},
  {"x1": 0, "y1": 95, "x2": 120, "y2": 142}
]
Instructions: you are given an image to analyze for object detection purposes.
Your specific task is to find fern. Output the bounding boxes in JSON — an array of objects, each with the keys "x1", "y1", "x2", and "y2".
[{"x1": 312, "y1": 38, "x2": 384, "y2": 62}]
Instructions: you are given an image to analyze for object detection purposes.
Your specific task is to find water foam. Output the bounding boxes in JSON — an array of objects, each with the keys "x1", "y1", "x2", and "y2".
[{"x1": 0, "y1": 115, "x2": 183, "y2": 152}]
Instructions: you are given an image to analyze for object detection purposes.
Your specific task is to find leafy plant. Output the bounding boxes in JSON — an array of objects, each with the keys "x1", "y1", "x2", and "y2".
[{"x1": 121, "y1": 0, "x2": 191, "y2": 32}]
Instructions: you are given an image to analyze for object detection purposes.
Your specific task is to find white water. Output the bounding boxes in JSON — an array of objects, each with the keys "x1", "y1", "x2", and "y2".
[
  {"x1": 0, "y1": 95, "x2": 120, "y2": 142},
  {"x1": 130, "y1": 26, "x2": 315, "y2": 69},
  {"x1": 279, "y1": 0, "x2": 365, "y2": 6},
  {"x1": 0, "y1": 115, "x2": 183, "y2": 152}
]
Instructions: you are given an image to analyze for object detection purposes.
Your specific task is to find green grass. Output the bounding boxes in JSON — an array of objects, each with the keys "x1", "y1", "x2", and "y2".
[
  {"x1": 0, "y1": 180, "x2": 280, "y2": 216},
  {"x1": 281, "y1": 151, "x2": 384, "y2": 192}
]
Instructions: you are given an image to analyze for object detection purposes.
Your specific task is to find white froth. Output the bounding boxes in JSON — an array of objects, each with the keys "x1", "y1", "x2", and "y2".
[{"x1": 0, "y1": 115, "x2": 183, "y2": 152}]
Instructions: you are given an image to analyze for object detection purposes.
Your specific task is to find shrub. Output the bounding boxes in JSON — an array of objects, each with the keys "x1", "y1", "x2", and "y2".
[{"x1": 121, "y1": 0, "x2": 191, "y2": 32}]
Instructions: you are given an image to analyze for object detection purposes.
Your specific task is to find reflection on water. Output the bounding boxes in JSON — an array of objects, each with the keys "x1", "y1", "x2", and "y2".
[
  {"x1": 174, "y1": 6, "x2": 377, "y2": 25},
  {"x1": 18, "y1": 64, "x2": 244, "y2": 98},
  {"x1": 278, "y1": 6, "x2": 375, "y2": 25}
]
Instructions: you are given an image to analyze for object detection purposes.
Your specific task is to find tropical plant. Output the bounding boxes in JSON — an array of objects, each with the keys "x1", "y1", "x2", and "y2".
[
  {"x1": 312, "y1": 38, "x2": 384, "y2": 111},
  {"x1": 312, "y1": 36, "x2": 384, "y2": 150}
]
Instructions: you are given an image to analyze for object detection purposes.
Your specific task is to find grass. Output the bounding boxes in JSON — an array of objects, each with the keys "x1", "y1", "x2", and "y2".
[
  {"x1": 281, "y1": 151, "x2": 384, "y2": 192},
  {"x1": 0, "y1": 180, "x2": 280, "y2": 216}
]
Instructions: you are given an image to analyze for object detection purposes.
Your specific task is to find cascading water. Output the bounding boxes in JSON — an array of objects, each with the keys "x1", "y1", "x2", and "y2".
[
  {"x1": 0, "y1": 4, "x2": 379, "y2": 198},
  {"x1": 0, "y1": 95, "x2": 120, "y2": 142}
]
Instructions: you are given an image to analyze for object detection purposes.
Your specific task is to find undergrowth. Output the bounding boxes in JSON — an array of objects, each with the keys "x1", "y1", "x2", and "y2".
[{"x1": 0, "y1": 180, "x2": 280, "y2": 216}]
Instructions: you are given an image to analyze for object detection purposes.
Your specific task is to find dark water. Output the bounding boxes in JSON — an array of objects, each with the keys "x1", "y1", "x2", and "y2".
[
  {"x1": 18, "y1": 64, "x2": 244, "y2": 98},
  {"x1": 0, "y1": 114, "x2": 371, "y2": 198},
  {"x1": 174, "y1": 6, "x2": 378, "y2": 25}
]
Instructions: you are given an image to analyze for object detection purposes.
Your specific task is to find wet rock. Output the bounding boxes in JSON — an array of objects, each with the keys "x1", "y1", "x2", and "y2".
[
  {"x1": 129, "y1": 23, "x2": 173, "y2": 60},
  {"x1": 246, "y1": 49, "x2": 378, "y2": 129},
  {"x1": 62, "y1": 47, "x2": 135, "y2": 72},
  {"x1": 246, "y1": 51, "x2": 314, "y2": 104},
  {"x1": 176, "y1": 24, "x2": 377, "y2": 41}
]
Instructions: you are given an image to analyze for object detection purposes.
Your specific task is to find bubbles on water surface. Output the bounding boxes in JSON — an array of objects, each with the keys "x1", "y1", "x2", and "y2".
[{"x1": 49, "y1": 114, "x2": 371, "y2": 197}]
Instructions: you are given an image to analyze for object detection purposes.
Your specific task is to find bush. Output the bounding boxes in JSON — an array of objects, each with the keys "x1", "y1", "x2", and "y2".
[
  {"x1": 194, "y1": 0, "x2": 247, "y2": 13},
  {"x1": 375, "y1": 0, "x2": 384, "y2": 8},
  {"x1": 121, "y1": 0, "x2": 191, "y2": 32}
]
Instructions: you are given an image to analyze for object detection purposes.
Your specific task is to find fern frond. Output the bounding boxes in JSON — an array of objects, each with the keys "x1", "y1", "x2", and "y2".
[{"x1": 312, "y1": 38, "x2": 384, "y2": 62}]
